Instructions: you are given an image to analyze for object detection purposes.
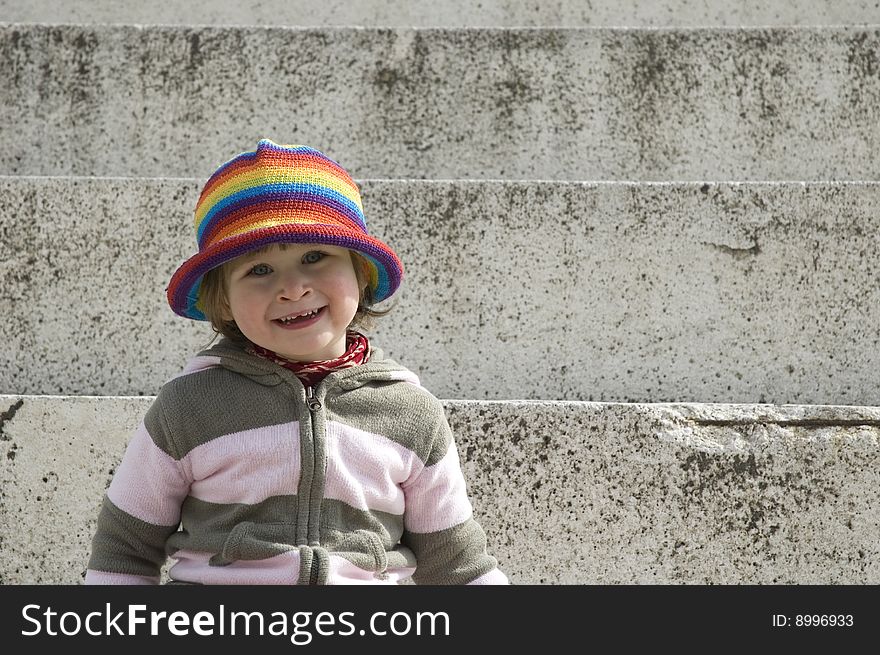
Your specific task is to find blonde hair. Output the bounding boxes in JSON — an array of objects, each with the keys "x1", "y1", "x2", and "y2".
[{"x1": 198, "y1": 245, "x2": 390, "y2": 346}]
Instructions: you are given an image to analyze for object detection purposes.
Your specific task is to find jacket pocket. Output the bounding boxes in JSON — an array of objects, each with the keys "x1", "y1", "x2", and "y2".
[{"x1": 209, "y1": 522, "x2": 293, "y2": 566}]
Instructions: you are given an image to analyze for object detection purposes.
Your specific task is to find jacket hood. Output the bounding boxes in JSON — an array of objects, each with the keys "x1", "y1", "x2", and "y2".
[{"x1": 194, "y1": 337, "x2": 421, "y2": 391}]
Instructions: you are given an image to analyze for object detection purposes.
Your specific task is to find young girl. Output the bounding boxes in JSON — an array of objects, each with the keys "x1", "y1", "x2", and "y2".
[{"x1": 85, "y1": 139, "x2": 507, "y2": 585}]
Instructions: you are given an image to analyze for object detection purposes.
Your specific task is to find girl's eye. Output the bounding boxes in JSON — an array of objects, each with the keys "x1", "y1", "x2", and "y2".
[
  {"x1": 303, "y1": 251, "x2": 326, "y2": 264},
  {"x1": 249, "y1": 263, "x2": 272, "y2": 276}
]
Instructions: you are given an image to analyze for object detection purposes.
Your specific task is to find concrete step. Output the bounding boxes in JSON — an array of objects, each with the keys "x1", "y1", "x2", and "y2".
[
  {"x1": 3, "y1": 1, "x2": 877, "y2": 27},
  {"x1": 2, "y1": 394, "x2": 878, "y2": 584},
  {"x1": 4, "y1": 176, "x2": 880, "y2": 404},
  {"x1": 2, "y1": 24, "x2": 879, "y2": 179}
]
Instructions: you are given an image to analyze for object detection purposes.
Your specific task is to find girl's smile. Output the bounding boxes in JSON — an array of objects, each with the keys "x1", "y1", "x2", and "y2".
[{"x1": 273, "y1": 306, "x2": 327, "y2": 329}]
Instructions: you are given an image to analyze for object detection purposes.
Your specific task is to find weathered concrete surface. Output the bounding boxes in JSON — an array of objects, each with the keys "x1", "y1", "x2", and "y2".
[
  {"x1": 3, "y1": 177, "x2": 880, "y2": 405},
  {"x1": 2, "y1": 1, "x2": 878, "y2": 27},
  {"x1": 2, "y1": 25, "x2": 880, "y2": 180},
  {"x1": 1, "y1": 395, "x2": 878, "y2": 584}
]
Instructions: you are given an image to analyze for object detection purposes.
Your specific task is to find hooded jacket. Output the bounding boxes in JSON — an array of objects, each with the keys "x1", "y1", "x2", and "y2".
[{"x1": 85, "y1": 338, "x2": 507, "y2": 585}]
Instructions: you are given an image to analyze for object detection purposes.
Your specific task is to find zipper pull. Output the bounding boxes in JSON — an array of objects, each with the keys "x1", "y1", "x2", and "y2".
[{"x1": 306, "y1": 386, "x2": 322, "y2": 412}]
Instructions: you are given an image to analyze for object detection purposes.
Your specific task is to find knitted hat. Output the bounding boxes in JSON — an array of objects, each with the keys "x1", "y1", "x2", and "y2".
[{"x1": 167, "y1": 139, "x2": 403, "y2": 320}]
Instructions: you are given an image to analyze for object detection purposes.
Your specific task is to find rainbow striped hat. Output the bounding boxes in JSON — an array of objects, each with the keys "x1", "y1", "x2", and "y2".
[{"x1": 167, "y1": 139, "x2": 403, "y2": 320}]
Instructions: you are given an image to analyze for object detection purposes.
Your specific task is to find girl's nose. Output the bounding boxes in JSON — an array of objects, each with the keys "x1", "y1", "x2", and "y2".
[{"x1": 277, "y1": 271, "x2": 311, "y2": 300}]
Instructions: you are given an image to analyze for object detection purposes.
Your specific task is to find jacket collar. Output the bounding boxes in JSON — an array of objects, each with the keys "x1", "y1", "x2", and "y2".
[{"x1": 196, "y1": 338, "x2": 421, "y2": 391}]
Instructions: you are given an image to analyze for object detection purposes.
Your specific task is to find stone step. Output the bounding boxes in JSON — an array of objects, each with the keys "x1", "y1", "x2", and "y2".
[
  {"x1": 4, "y1": 176, "x2": 879, "y2": 404},
  {"x1": 2, "y1": 394, "x2": 877, "y2": 584},
  {"x1": 2, "y1": 24, "x2": 879, "y2": 179},
  {"x1": 3, "y1": 0, "x2": 877, "y2": 27}
]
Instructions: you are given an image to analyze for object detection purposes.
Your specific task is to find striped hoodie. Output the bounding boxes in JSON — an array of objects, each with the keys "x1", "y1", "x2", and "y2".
[{"x1": 85, "y1": 338, "x2": 507, "y2": 585}]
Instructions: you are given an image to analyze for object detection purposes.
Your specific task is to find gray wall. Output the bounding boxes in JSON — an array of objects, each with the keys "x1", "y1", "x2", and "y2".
[
  {"x1": 2, "y1": 25, "x2": 880, "y2": 180},
  {"x1": 2, "y1": 1, "x2": 878, "y2": 27},
  {"x1": 2, "y1": 3, "x2": 878, "y2": 587},
  {"x1": 3, "y1": 395, "x2": 878, "y2": 584},
  {"x1": 3, "y1": 177, "x2": 880, "y2": 404}
]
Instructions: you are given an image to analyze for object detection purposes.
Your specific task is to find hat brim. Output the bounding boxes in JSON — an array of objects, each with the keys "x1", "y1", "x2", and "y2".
[{"x1": 167, "y1": 224, "x2": 403, "y2": 320}]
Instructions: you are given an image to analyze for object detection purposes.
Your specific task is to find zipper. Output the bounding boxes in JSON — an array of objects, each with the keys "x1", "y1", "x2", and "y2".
[
  {"x1": 304, "y1": 386, "x2": 322, "y2": 584},
  {"x1": 306, "y1": 386, "x2": 322, "y2": 412}
]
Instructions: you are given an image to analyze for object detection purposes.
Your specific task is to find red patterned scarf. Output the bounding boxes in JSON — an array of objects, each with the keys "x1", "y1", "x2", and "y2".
[{"x1": 246, "y1": 331, "x2": 371, "y2": 388}]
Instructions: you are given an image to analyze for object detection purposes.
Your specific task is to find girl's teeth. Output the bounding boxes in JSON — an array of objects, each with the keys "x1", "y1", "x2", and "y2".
[{"x1": 279, "y1": 309, "x2": 319, "y2": 324}]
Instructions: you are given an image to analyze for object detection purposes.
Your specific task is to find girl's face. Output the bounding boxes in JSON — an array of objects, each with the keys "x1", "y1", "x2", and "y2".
[{"x1": 222, "y1": 243, "x2": 363, "y2": 362}]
